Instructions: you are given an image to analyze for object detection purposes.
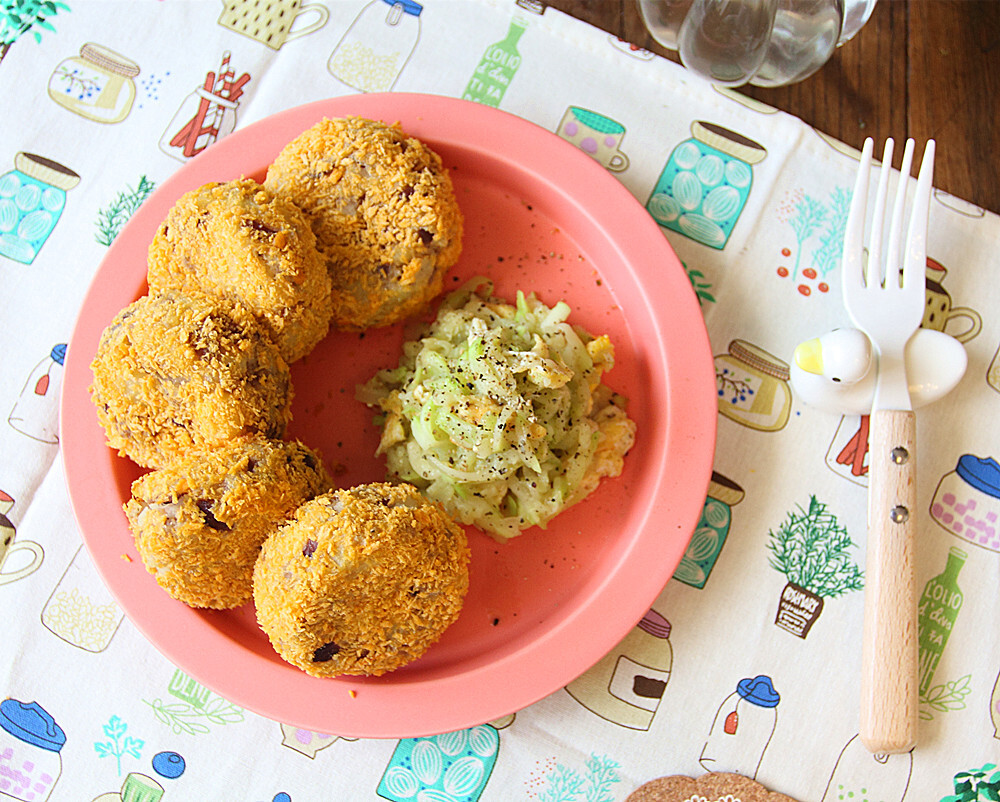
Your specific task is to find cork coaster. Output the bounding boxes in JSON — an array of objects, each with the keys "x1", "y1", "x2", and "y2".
[{"x1": 626, "y1": 772, "x2": 800, "y2": 802}]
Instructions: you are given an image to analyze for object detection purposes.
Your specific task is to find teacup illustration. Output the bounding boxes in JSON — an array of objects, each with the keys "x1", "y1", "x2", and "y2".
[
  {"x1": 0, "y1": 490, "x2": 43, "y2": 586},
  {"x1": 218, "y1": 0, "x2": 329, "y2": 49},
  {"x1": 924, "y1": 257, "x2": 981, "y2": 342},
  {"x1": 557, "y1": 106, "x2": 629, "y2": 172},
  {"x1": 279, "y1": 724, "x2": 351, "y2": 758}
]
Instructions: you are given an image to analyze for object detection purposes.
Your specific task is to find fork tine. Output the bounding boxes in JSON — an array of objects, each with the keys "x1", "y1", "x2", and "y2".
[
  {"x1": 885, "y1": 139, "x2": 915, "y2": 289},
  {"x1": 868, "y1": 138, "x2": 895, "y2": 288},
  {"x1": 903, "y1": 140, "x2": 936, "y2": 290},
  {"x1": 843, "y1": 137, "x2": 874, "y2": 296}
]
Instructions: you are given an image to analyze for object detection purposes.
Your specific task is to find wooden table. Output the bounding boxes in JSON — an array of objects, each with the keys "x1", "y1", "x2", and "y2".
[{"x1": 547, "y1": 0, "x2": 1000, "y2": 214}]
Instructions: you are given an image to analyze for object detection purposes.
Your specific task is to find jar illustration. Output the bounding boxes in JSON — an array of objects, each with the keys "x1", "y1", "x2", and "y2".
[
  {"x1": 565, "y1": 609, "x2": 673, "y2": 730},
  {"x1": 647, "y1": 121, "x2": 766, "y2": 249},
  {"x1": 918, "y1": 546, "x2": 966, "y2": 697},
  {"x1": 0, "y1": 153, "x2": 80, "y2": 265},
  {"x1": 376, "y1": 715, "x2": 513, "y2": 802},
  {"x1": 328, "y1": 0, "x2": 422, "y2": 93},
  {"x1": 699, "y1": 675, "x2": 780, "y2": 780},
  {"x1": 924, "y1": 257, "x2": 981, "y2": 343},
  {"x1": 826, "y1": 414, "x2": 870, "y2": 487},
  {"x1": 0, "y1": 699, "x2": 65, "y2": 802},
  {"x1": 48, "y1": 43, "x2": 139, "y2": 124},
  {"x1": 91, "y1": 772, "x2": 164, "y2": 802},
  {"x1": 217, "y1": 0, "x2": 329, "y2": 50},
  {"x1": 8, "y1": 343, "x2": 66, "y2": 444},
  {"x1": 463, "y1": 18, "x2": 525, "y2": 108},
  {"x1": 674, "y1": 472, "x2": 744, "y2": 589},
  {"x1": 41, "y1": 544, "x2": 124, "y2": 652},
  {"x1": 820, "y1": 734, "x2": 912, "y2": 802},
  {"x1": 930, "y1": 455, "x2": 1000, "y2": 553},
  {"x1": 556, "y1": 107, "x2": 629, "y2": 172},
  {"x1": 160, "y1": 52, "x2": 250, "y2": 162},
  {"x1": 715, "y1": 339, "x2": 791, "y2": 431}
]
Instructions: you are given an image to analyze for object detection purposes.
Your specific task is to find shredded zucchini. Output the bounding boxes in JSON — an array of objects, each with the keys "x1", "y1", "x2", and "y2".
[{"x1": 357, "y1": 278, "x2": 636, "y2": 541}]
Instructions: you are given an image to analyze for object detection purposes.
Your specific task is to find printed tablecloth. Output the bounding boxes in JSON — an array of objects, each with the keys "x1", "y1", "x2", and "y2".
[{"x1": 2, "y1": 2, "x2": 999, "y2": 801}]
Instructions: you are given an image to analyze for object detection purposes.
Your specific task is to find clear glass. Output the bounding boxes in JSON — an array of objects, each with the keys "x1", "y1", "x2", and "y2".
[
  {"x1": 677, "y1": 0, "x2": 779, "y2": 87},
  {"x1": 749, "y1": 0, "x2": 843, "y2": 87},
  {"x1": 638, "y1": 0, "x2": 878, "y2": 87},
  {"x1": 638, "y1": 0, "x2": 694, "y2": 49},
  {"x1": 838, "y1": 0, "x2": 877, "y2": 44}
]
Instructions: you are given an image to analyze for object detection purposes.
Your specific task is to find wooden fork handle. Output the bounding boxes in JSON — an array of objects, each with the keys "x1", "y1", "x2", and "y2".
[{"x1": 860, "y1": 408, "x2": 918, "y2": 753}]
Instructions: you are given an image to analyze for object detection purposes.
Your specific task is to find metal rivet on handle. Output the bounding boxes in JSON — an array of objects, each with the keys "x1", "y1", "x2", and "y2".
[
  {"x1": 891, "y1": 446, "x2": 909, "y2": 464},
  {"x1": 890, "y1": 505, "x2": 909, "y2": 523}
]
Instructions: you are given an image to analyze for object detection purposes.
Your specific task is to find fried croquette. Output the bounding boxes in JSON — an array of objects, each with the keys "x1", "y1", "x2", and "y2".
[
  {"x1": 263, "y1": 116, "x2": 463, "y2": 330},
  {"x1": 125, "y1": 437, "x2": 333, "y2": 609},
  {"x1": 89, "y1": 290, "x2": 293, "y2": 469},
  {"x1": 252, "y1": 483, "x2": 470, "y2": 677},
  {"x1": 146, "y1": 178, "x2": 333, "y2": 363}
]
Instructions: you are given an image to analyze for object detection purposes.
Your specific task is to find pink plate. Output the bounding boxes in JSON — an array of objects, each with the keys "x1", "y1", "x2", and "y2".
[{"x1": 61, "y1": 93, "x2": 716, "y2": 737}]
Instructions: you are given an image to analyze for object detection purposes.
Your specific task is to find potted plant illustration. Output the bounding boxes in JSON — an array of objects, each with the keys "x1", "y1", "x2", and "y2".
[
  {"x1": 1, "y1": 1, "x2": 70, "y2": 67},
  {"x1": 767, "y1": 496, "x2": 864, "y2": 638}
]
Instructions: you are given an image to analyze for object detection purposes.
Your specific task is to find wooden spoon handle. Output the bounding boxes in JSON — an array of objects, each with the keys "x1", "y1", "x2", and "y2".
[{"x1": 859, "y1": 408, "x2": 918, "y2": 753}]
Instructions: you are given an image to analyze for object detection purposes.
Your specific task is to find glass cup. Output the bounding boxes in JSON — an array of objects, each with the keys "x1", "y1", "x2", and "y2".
[{"x1": 638, "y1": 0, "x2": 878, "y2": 87}]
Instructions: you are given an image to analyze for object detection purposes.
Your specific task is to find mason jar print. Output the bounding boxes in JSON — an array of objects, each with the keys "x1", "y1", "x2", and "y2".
[
  {"x1": 48, "y1": 43, "x2": 140, "y2": 124},
  {"x1": 930, "y1": 455, "x2": 1000, "y2": 553},
  {"x1": 564, "y1": 609, "x2": 673, "y2": 729},
  {"x1": 328, "y1": 0, "x2": 422, "y2": 93},
  {"x1": 821, "y1": 734, "x2": 913, "y2": 802},
  {"x1": 647, "y1": 121, "x2": 766, "y2": 249},
  {"x1": 674, "y1": 472, "x2": 744, "y2": 589},
  {"x1": 0, "y1": 153, "x2": 80, "y2": 264},
  {"x1": 8, "y1": 343, "x2": 65, "y2": 444},
  {"x1": 699, "y1": 675, "x2": 780, "y2": 780},
  {"x1": 0, "y1": 699, "x2": 65, "y2": 802},
  {"x1": 41, "y1": 545, "x2": 124, "y2": 652},
  {"x1": 377, "y1": 717, "x2": 513, "y2": 802},
  {"x1": 715, "y1": 339, "x2": 791, "y2": 432}
]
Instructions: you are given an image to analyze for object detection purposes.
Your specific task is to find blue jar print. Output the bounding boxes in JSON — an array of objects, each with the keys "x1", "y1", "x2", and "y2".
[
  {"x1": 0, "y1": 153, "x2": 80, "y2": 265},
  {"x1": 647, "y1": 121, "x2": 766, "y2": 249},
  {"x1": 377, "y1": 721, "x2": 508, "y2": 802},
  {"x1": 673, "y1": 471, "x2": 744, "y2": 589}
]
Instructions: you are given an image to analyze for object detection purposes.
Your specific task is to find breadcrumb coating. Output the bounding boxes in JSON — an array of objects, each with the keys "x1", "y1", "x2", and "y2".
[
  {"x1": 147, "y1": 178, "x2": 333, "y2": 363},
  {"x1": 89, "y1": 290, "x2": 293, "y2": 469},
  {"x1": 253, "y1": 483, "x2": 470, "y2": 677},
  {"x1": 264, "y1": 116, "x2": 463, "y2": 330},
  {"x1": 125, "y1": 437, "x2": 333, "y2": 609}
]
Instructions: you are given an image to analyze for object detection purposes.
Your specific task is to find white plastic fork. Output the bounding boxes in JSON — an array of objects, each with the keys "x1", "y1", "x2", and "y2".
[{"x1": 842, "y1": 136, "x2": 935, "y2": 754}]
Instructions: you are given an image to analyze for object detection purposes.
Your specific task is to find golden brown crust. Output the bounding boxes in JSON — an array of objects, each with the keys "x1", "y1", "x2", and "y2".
[
  {"x1": 124, "y1": 437, "x2": 333, "y2": 609},
  {"x1": 264, "y1": 116, "x2": 463, "y2": 330},
  {"x1": 89, "y1": 290, "x2": 293, "y2": 469},
  {"x1": 146, "y1": 178, "x2": 332, "y2": 363},
  {"x1": 253, "y1": 482, "x2": 470, "y2": 677}
]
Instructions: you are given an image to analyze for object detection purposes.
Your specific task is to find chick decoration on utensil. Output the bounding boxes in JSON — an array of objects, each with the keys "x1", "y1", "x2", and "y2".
[{"x1": 790, "y1": 326, "x2": 967, "y2": 416}]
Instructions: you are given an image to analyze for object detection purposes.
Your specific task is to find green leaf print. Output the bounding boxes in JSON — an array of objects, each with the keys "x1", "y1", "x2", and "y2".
[
  {"x1": 767, "y1": 496, "x2": 864, "y2": 597},
  {"x1": 93, "y1": 714, "x2": 144, "y2": 776}
]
